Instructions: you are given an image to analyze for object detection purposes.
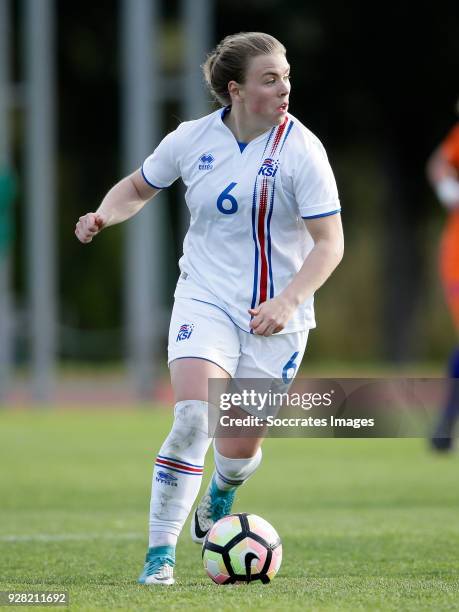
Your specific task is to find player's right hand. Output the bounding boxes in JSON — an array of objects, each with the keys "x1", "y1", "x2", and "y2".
[{"x1": 75, "y1": 212, "x2": 107, "y2": 244}]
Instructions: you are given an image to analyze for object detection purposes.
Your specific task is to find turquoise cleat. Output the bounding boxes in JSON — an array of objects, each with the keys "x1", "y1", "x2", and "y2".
[
  {"x1": 138, "y1": 545, "x2": 175, "y2": 585},
  {"x1": 191, "y1": 475, "x2": 236, "y2": 544}
]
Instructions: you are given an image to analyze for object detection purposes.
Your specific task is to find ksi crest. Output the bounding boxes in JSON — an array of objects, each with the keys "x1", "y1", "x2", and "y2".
[{"x1": 177, "y1": 323, "x2": 194, "y2": 342}]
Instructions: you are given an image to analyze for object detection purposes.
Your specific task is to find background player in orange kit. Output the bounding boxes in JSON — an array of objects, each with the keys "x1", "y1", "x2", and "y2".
[{"x1": 426, "y1": 101, "x2": 459, "y2": 451}]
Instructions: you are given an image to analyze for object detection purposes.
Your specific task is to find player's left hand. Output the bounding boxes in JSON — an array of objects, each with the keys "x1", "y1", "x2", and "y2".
[{"x1": 248, "y1": 296, "x2": 296, "y2": 336}]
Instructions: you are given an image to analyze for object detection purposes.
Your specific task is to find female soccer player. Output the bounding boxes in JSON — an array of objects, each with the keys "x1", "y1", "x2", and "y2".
[
  {"x1": 427, "y1": 107, "x2": 459, "y2": 451},
  {"x1": 75, "y1": 32, "x2": 343, "y2": 584}
]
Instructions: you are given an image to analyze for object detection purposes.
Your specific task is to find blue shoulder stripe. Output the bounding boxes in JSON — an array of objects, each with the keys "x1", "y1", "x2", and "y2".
[{"x1": 302, "y1": 208, "x2": 341, "y2": 219}]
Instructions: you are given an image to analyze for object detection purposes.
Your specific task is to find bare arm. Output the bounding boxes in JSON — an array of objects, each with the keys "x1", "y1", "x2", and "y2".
[
  {"x1": 75, "y1": 169, "x2": 160, "y2": 243},
  {"x1": 249, "y1": 213, "x2": 344, "y2": 336}
]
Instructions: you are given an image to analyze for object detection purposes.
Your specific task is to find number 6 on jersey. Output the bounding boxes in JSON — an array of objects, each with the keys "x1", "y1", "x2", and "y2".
[{"x1": 217, "y1": 182, "x2": 238, "y2": 215}]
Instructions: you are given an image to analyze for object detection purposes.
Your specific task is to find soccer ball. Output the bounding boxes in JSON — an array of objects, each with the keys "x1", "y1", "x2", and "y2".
[{"x1": 202, "y1": 513, "x2": 282, "y2": 584}]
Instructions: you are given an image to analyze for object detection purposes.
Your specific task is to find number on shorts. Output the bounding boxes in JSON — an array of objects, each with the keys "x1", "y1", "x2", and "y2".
[{"x1": 282, "y1": 351, "x2": 299, "y2": 384}]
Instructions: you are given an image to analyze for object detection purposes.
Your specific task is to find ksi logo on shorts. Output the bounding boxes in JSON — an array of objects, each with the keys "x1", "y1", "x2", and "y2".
[{"x1": 177, "y1": 323, "x2": 194, "y2": 341}]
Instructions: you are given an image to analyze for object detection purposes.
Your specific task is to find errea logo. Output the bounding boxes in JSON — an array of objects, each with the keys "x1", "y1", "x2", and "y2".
[
  {"x1": 156, "y1": 471, "x2": 178, "y2": 487},
  {"x1": 198, "y1": 152, "x2": 215, "y2": 170}
]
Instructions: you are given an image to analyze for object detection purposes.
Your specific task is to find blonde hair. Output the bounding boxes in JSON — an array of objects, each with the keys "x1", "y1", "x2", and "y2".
[{"x1": 202, "y1": 32, "x2": 286, "y2": 106}]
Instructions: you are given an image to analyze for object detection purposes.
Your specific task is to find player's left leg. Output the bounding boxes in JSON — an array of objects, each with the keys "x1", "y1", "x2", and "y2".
[
  {"x1": 191, "y1": 414, "x2": 265, "y2": 543},
  {"x1": 191, "y1": 329, "x2": 309, "y2": 543}
]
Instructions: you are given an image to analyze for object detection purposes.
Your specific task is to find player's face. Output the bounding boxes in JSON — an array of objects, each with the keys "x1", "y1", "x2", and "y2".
[{"x1": 238, "y1": 53, "x2": 291, "y2": 127}]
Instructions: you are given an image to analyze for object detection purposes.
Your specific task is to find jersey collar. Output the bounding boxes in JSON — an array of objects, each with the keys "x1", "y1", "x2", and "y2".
[{"x1": 218, "y1": 106, "x2": 278, "y2": 150}]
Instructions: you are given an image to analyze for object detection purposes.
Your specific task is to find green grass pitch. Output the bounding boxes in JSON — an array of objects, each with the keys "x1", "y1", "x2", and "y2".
[{"x1": 1, "y1": 408, "x2": 459, "y2": 611}]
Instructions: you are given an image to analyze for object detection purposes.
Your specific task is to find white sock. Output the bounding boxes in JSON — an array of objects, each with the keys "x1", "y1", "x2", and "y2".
[
  {"x1": 213, "y1": 444, "x2": 262, "y2": 491},
  {"x1": 149, "y1": 400, "x2": 212, "y2": 547}
]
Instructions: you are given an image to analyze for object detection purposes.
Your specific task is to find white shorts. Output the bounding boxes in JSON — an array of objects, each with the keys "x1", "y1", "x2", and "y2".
[{"x1": 168, "y1": 297, "x2": 309, "y2": 381}]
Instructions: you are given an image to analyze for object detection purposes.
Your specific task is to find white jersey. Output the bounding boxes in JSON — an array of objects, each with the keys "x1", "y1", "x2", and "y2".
[{"x1": 142, "y1": 108, "x2": 340, "y2": 334}]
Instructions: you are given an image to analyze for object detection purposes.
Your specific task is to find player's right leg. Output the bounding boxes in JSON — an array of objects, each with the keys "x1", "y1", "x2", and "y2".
[
  {"x1": 138, "y1": 298, "x2": 238, "y2": 585},
  {"x1": 138, "y1": 393, "x2": 215, "y2": 585}
]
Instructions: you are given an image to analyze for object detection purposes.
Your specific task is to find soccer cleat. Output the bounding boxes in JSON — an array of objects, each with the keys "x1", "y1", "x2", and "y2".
[
  {"x1": 138, "y1": 545, "x2": 175, "y2": 585},
  {"x1": 191, "y1": 476, "x2": 236, "y2": 544}
]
